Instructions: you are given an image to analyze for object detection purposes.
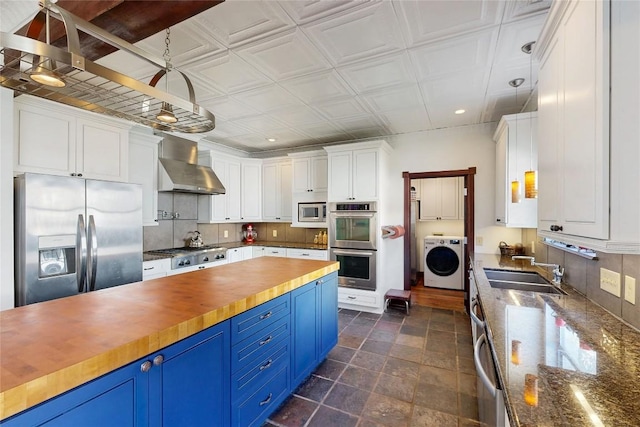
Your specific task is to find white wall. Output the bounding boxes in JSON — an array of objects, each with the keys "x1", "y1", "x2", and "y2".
[
  {"x1": 0, "y1": 87, "x2": 14, "y2": 310},
  {"x1": 387, "y1": 123, "x2": 523, "y2": 255}
]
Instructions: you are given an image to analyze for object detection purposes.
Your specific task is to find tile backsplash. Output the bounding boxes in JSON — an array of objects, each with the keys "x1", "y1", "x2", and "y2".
[
  {"x1": 143, "y1": 193, "x2": 326, "y2": 251},
  {"x1": 536, "y1": 236, "x2": 640, "y2": 331}
]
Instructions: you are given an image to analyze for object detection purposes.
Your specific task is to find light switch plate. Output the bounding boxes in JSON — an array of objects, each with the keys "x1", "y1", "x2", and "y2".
[
  {"x1": 625, "y1": 275, "x2": 636, "y2": 304},
  {"x1": 600, "y1": 268, "x2": 621, "y2": 297}
]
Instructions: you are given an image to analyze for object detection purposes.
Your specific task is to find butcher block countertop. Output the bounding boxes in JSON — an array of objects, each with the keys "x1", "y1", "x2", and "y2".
[{"x1": 0, "y1": 258, "x2": 339, "y2": 420}]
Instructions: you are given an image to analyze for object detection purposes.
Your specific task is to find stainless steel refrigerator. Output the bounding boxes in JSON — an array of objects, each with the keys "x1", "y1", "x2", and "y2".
[{"x1": 14, "y1": 173, "x2": 143, "y2": 306}]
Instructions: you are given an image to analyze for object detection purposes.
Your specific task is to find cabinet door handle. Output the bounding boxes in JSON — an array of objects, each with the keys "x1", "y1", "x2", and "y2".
[
  {"x1": 347, "y1": 296, "x2": 356, "y2": 300},
  {"x1": 140, "y1": 361, "x2": 152, "y2": 373},
  {"x1": 550, "y1": 225, "x2": 563, "y2": 232},
  {"x1": 153, "y1": 355, "x2": 164, "y2": 366},
  {"x1": 259, "y1": 393, "x2": 273, "y2": 406},
  {"x1": 259, "y1": 336, "x2": 273, "y2": 346},
  {"x1": 143, "y1": 266, "x2": 155, "y2": 271},
  {"x1": 260, "y1": 311, "x2": 273, "y2": 320},
  {"x1": 259, "y1": 359, "x2": 273, "y2": 371}
]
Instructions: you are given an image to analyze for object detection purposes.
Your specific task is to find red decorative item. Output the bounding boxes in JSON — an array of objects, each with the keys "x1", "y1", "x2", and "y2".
[{"x1": 242, "y1": 224, "x2": 257, "y2": 243}]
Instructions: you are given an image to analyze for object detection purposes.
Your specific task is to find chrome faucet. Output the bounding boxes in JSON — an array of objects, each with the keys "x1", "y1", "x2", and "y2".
[{"x1": 511, "y1": 256, "x2": 565, "y2": 285}]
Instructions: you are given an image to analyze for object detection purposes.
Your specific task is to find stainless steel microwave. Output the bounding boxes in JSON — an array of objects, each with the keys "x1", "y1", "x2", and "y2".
[{"x1": 298, "y1": 202, "x2": 326, "y2": 222}]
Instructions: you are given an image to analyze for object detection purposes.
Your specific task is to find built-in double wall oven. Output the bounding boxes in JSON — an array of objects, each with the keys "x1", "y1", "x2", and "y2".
[{"x1": 329, "y1": 202, "x2": 377, "y2": 291}]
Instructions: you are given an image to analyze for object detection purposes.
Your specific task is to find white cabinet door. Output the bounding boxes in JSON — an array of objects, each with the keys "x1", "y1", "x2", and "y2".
[
  {"x1": 327, "y1": 151, "x2": 353, "y2": 201},
  {"x1": 76, "y1": 119, "x2": 128, "y2": 182},
  {"x1": 15, "y1": 103, "x2": 75, "y2": 176},
  {"x1": 128, "y1": 131, "x2": 161, "y2": 226},
  {"x1": 262, "y1": 159, "x2": 291, "y2": 221},
  {"x1": 292, "y1": 158, "x2": 311, "y2": 193},
  {"x1": 198, "y1": 154, "x2": 242, "y2": 223},
  {"x1": 439, "y1": 177, "x2": 459, "y2": 220},
  {"x1": 310, "y1": 156, "x2": 328, "y2": 192},
  {"x1": 252, "y1": 246, "x2": 265, "y2": 258},
  {"x1": 352, "y1": 149, "x2": 378, "y2": 201},
  {"x1": 241, "y1": 161, "x2": 261, "y2": 221}
]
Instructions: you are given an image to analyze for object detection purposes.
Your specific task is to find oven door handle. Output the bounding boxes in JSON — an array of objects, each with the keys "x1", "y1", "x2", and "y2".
[
  {"x1": 332, "y1": 249, "x2": 375, "y2": 256},
  {"x1": 330, "y1": 212, "x2": 375, "y2": 218}
]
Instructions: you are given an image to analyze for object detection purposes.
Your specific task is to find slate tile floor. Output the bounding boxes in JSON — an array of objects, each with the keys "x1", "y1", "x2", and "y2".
[{"x1": 265, "y1": 306, "x2": 484, "y2": 427}]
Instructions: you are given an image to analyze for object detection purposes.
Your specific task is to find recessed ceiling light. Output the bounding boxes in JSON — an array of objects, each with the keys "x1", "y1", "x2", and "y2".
[
  {"x1": 455, "y1": 109, "x2": 466, "y2": 115},
  {"x1": 266, "y1": 138, "x2": 276, "y2": 142}
]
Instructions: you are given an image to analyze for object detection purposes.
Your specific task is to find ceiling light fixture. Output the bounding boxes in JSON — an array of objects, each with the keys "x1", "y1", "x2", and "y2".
[
  {"x1": 522, "y1": 41, "x2": 538, "y2": 199},
  {"x1": 156, "y1": 28, "x2": 178, "y2": 124},
  {"x1": 1, "y1": 0, "x2": 215, "y2": 133},
  {"x1": 509, "y1": 77, "x2": 525, "y2": 204},
  {"x1": 29, "y1": 8, "x2": 65, "y2": 87},
  {"x1": 455, "y1": 109, "x2": 466, "y2": 115},
  {"x1": 266, "y1": 138, "x2": 277, "y2": 142}
]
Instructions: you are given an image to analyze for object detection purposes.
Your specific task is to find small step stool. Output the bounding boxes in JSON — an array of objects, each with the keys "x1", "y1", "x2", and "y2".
[{"x1": 384, "y1": 289, "x2": 412, "y2": 315}]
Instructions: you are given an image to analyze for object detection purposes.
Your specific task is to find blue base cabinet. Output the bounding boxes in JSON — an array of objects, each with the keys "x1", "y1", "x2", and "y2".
[
  {"x1": 3, "y1": 272, "x2": 338, "y2": 427},
  {"x1": 291, "y1": 272, "x2": 338, "y2": 390},
  {"x1": 2, "y1": 321, "x2": 230, "y2": 427}
]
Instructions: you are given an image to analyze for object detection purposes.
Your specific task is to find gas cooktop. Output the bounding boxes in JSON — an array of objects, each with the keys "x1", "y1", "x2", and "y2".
[{"x1": 148, "y1": 246, "x2": 227, "y2": 269}]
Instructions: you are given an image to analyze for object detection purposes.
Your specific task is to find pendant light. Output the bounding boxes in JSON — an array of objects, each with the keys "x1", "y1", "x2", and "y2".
[
  {"x1": 29, "y1": 8, "x2": 66, "y2": 87},
  {"x1": 509, "y1": 77, "x2": 525, "y2": 204},
  {"x1": 522, "y1": 41, "x2": 538, "y2": 198},
  {"x1": 156, "y1": 28, "x2": 178, "y2": 124}
]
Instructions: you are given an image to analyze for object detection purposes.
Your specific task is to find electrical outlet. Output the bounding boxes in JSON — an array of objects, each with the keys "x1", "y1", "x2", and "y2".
[
  {"x1": 272, "y1": 229, "x2": 277, "y2": 237},
  {"x1": 476, "y1": 236, "x2": 483, "y2": 246},
  {"x1": 223, "y1": 230, "x2": 228, "y2": 238},
  {"x1": 600, "y1": 268, "x2": 621, "y2": 297},
  {"x1": 625, "y1": 275, "x2": 636, "y2": 304}
]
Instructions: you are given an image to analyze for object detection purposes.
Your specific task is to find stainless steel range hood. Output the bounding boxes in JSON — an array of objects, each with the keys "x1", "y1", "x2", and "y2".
[{"x1": 158, "y1": 134, "x2": 225, "y2": 195}]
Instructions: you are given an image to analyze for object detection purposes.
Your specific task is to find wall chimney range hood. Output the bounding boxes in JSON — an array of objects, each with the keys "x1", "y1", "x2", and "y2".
[
  {"x1": 0, "y1": 0, "x2": 215, "y2": 133},
  {"x1": 158, "y1": 134, "x2": 225, "y2": 195}
]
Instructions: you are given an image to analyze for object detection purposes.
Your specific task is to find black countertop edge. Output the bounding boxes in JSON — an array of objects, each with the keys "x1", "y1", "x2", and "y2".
[
  {"x1": 143, "y1": 242, "x2": 328, "y2": 262},
  {"x1": 471, "y1": 253, "x2": 640, "y2": 427}
]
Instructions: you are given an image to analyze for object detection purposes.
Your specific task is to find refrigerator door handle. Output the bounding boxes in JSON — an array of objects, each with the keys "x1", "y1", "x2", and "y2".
[
  {"x1": 87, "y1": 215, "x2": 98, "y2": 292},
  {"x1": 76, "y1": 214, "x2": 88, "y2": 292}
]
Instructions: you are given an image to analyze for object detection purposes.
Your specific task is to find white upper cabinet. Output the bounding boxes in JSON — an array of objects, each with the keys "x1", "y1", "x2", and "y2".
[
  {"x1": 14, "y1": 96, "x2": 129, "y2": 182},
  {"x1": 290, "y1": 151, "x2": 328, "y2": 194},
  {"x1": 419, "y1": 177, "x2": 461, "y2": 221},
  {"x1": 536, "y1": 0, "x2": 639, "y2": 252},
  {"x1": 241, "y1": 160, "x2": 262, "y2": 221},
  {"x1": 262, "y1": 158, "x2": 292, "y2": 222},
  {"x1": 198, "y1": 152, "x2": 242, "y2": 223},
  {"x1": 326, "y1": 142, "x2": 386, "y2": 202},
  {"x1": 493, "y1": 113, "x2": 538, "y2": 228},
  {"x1": 537, "y1": 0, "x2": 609, "y2": 239},
  {"x1": 128, "y1": 130, "x2": 162, "y2": 226}
]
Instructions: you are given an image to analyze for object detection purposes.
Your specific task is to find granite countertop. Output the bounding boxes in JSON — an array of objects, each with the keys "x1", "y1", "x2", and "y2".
[
  {"x1": 472, "y1": 253, "x2": 640, "y2": 427},
  {"x1": 143, "y1": 241, "x2": 328, "y2": 262},
  {"x1": 0, "y1": 258, "x2": 339, "y2": 420}
]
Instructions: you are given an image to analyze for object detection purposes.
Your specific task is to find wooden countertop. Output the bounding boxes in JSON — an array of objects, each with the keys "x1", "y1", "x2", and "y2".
[{"x1": 0, "y1": 258, "x2": 339, "y2": 420}]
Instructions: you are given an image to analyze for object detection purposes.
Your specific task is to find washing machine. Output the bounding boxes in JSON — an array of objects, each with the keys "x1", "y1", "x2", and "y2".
[{"x1": 424, "y1": 236, "x2": 464, "y2": 290}]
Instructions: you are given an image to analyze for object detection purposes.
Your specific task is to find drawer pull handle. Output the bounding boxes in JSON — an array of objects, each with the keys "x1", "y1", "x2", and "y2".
[
  {"x1": 143, "y1": 267, "x2": 154, "y2": 270},
  {"x1": 153, "y1": 355, "x2": 164, "y2": 366},
  {"x1": 259, "y1": 359, "x2": 273, "y2": 371},
  {"x1": 140, "y1": 361, "x2": 152, "y2": 373},
  {"x1": 260, "y1": 311, "x2": 273, "y2": 320},
  {"x1": 259, "y1": 393, "x2": 273, "y2": 406},
  {"x1": 259, "y1": 336, "x2": 273, "y2": 346},
  {"x1": 347, "y1": 296, "x2": 356, "y2": 300}
]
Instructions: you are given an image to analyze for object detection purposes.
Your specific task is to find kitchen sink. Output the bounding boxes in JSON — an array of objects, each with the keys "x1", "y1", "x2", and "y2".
[
  {"x1": 484, "y1": 269, "x2": 550, "y2": 284},
  {"x1": 488, "y1": 280, "x2": 566, "y2": 295}
]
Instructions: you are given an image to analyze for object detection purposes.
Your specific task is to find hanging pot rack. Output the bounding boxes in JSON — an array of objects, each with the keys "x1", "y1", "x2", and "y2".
[{"x1": 0, "y1": 0, "x2": 215, "y2": 133}]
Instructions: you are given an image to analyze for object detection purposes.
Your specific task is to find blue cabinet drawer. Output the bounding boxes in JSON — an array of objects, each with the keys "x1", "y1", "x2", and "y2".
[
  {"x1": 233, "y1": 364, "x2": 290, "y2": 427},
  {"x1": 232, "y1": 315, "x2": 290, "y2": 373},
  {"x1": 231, "y1": 294, "x2": 290, "y2": 346},
  {"x1": 232, "y1": 342, "x2": 289, "y2": 403}
]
